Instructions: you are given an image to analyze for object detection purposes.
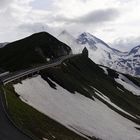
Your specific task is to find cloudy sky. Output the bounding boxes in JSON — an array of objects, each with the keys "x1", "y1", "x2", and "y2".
[{"x1": 0, "y1": 0, "x2": 140, "y2": 51}]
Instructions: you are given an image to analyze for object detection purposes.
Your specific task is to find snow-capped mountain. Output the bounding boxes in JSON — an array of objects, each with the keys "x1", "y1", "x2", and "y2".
[
  {"x1": 110, "y1": 45, "x2": 140, "y2": 76},
  {"x1": 59, "y1": 31, "x2": 113, "y2": 66},
  {"x1": 1, "y1": 32, "x2": 140, "y2": 140},
  {"x1": 58, "y1": 31, "x2": 140, "y2": 76}
]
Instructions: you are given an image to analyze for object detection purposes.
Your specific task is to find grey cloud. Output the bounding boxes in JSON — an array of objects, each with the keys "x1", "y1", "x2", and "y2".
[
  {"x1": 18, "y1": 23, "x2": 49, "y2": 33},
  {"x1": 0, "y1": 0, "x2": 12, "y2": 9},
  {"x1": 56, "y1": 8, "x2": 120, "y2": 25},
  {"x1": 18, "y1": 22, "x2": 60, "y2": 37},
  {"x1": 111, "y1": 37, "x2": 140, "y2": 52},
  {"x1": 76, "y1": 8, "x2": 119, "y2": 24}
]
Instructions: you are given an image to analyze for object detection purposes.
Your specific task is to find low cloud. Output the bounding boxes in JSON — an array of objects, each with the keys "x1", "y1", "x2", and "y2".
[
  {"x1": 74, "y1": 8, "x2": 120, "y2": 24},
  {"x1": 18, "y1": 22, "x2": 62, "y2": 37},
  {"x1": 56, "y1": 8, "x2": 120, "y2": 25},
  {"x1": 111, "y1": 37, "x2": 140, "y2": 52},
  {"x1": 19, "y1": 23, "x2": 49, "y2": 33},
  {"x1": 0, "y1": 0, "x2": 11, "y2": 7}
]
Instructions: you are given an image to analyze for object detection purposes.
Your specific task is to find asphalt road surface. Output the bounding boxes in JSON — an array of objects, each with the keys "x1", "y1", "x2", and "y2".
[{"x1": 0, "y1": 93, "x2": 32, "y2": 140}]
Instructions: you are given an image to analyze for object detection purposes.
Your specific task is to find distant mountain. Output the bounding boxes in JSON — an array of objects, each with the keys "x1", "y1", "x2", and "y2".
[
  {"x1": 58, "y1": 30, "x2": 82, "y2": 53},
  {"x1": 77, "y1": 32, "x2": 127, "y2": 55},
  {"x1": 109, "y1": 45, "x2": 140, "y2": 76},
  {"x1": 0, "y1": 32, "x2": 71, "y2": 71},
  {"x1": 58, "y1": 31, "x2": 140, "y2": 76}
]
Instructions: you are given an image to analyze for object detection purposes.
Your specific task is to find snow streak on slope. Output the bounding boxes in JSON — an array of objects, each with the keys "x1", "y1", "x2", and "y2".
[
  {"x1": 99, "y1": 66, "x2": 108, "y2": 75},
  {"x1": 115, "y1": 74, "x2": 140, "y2": 96},
  {"x1": 91, "y1": 86, "x2": 137, "y2": 119},
  {"x1": 14, "y1": 75, "x2": 140, "y2": 140}
]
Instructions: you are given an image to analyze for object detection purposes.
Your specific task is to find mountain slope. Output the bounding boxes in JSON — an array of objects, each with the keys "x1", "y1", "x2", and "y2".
[
  {"x1": 58, "y1": 31, "x2": 126, "y2": 68},
  {"x1": 58, "y1": 31, "x2": 140, "y2": 76},
  {"x1": 0, "y1": 32, "x2": 71, "y2": 71},
  {"x1": 3, "y1": 53, "x2": 140, "y2": 140},
  {"x1": 111, "y1": 45, "x2": 140, "y2": 76},
  {"x1": 0, "y1": 42, "x2": 8, "y2": 48}
]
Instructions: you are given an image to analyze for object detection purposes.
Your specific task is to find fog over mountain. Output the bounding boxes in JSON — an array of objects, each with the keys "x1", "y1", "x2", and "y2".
[{"x1": 58, "y1": 30, "x2": 140, "y2": 76}]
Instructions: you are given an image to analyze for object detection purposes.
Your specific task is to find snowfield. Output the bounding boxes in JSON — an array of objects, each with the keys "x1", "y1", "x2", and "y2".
[
  {"x1": 115, "y1": 74, "x2": 140, "y2": 96},
  {"x1": 14, "y1": 75, "x2": 140, "y2": 140}
]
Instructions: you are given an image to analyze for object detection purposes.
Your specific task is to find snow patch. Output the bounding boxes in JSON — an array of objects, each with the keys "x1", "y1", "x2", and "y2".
[
  {"x1": 90, "y1": 86, "x2": 136, "y2": 119},
  {"x1": 115, "y1": 74, "x2": 140, "y2": 96},
  {"x1": 117, "y1": 87, "x2": 124, "y2": 92},
  {"x1": 43, "y1": 138, "x2": 48, "y2": 140},
  {"x1": 100, "y1": 66, "x2": 108, "y2": 75},
  {"x1": 14, "y1": 76, "x2": 140, "y2": 140}
]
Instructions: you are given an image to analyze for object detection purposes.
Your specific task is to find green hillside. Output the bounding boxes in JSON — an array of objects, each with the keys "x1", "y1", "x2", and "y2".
[
  {"x1": 2, "y1": 53, "x2": 140, "y2": 140},
  {"x1": 0, "y1": 32, "x2": 71, "y2": 71}
]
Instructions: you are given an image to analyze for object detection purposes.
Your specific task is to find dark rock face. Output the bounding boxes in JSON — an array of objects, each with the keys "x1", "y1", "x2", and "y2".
[
  {"x1": 0, "y1": 32, "x2": 71, "y2": 71},
  {"x1": 82, "y1": 47, "x2": 88, "y2": 57}
]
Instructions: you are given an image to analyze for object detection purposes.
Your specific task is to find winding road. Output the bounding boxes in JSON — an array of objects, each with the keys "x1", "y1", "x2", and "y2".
[{"x1": 0, "y1": 92, "x2": 32, "y2": 140}]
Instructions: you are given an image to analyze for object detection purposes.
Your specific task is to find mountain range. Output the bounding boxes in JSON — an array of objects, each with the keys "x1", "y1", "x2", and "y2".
[
  {"x1": 0, "y1": 32, "x2": 140, "y2": 140},
  {"x1": 58, "y1": 30, "x2": 140, "y2": 76}
]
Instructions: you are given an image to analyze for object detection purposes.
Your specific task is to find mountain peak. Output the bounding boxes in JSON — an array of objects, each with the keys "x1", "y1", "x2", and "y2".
[
  {"x1": 77, "y1": 32, "x2": 119, "y2": 53},
  {"x1": 78, "y1": 32, "x2": 95, "y2": 40},
  {"x1": 80, "y1": 32, "x2": 95, "y2": 38},
  {"x1": 58, "y1": 30, "x2": 74, "y2": 38},
  {"x1": 58, "y1": 30, "x2": 76, "y2": 46},
  {"x1": 77, "y1": 32, "x2": 103, "y2": 47},
  {"x1": 129, "y1": 45, "x2": 140, "y2": 55},
  {"x1": 29, "y1": 31, "x2": 52, "y2": 39}
]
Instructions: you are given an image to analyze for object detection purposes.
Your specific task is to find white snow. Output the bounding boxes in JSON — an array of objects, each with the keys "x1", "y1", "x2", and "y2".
[
  {"x1": 115, "y1": 74, "x2": 140, "y2": 96},
  {"x1": 14, "y1": 76, "x2": 140, "y2": 140},
  {"x1": 46, "y1": 58, "x2": 50, "y2": 62},
  {"x1": 57, "y1": 31, "x2": 140, "y2": 77},
  {"x1": 100, "y1": 66, "x2": 108, "y2": 75},
  {"x1": 91, "y1": 86, "x2": 136, "y2": 119},
  {"x1": 62, "y1": 62, "x2": 67, "y2": 66},
  {"x1": 117, "y1": 87, "x2": 124, "y2": 92},
  {"x1": 43, "y1": 138, "x2": 48, "y2": 140}
]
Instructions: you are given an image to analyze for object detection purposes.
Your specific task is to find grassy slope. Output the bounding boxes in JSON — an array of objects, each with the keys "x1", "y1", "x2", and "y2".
[
  {"x1": 3, "y1": 84, "x2": 88, "y2": 140},
  {"x1": 0, "y1": 32, "x2": 71, "y2": 71},
  {"x1": 41, "y1": 54, "x2": 140, "y2": 124},
  {"x1": 2, "y1": 54, "x2": 140, "y2": 140}
]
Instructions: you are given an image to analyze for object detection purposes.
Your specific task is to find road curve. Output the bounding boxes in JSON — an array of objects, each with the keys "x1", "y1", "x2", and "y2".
[
  {"x1": 1, "y1": 54, "x2": 80, "y2": 85},
  {"x1": 0, "y1": 54, "x2": 80, "y2": 140},
  {"x1": 0, "y1": 92, "x2": 32, "y2": 140}
]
